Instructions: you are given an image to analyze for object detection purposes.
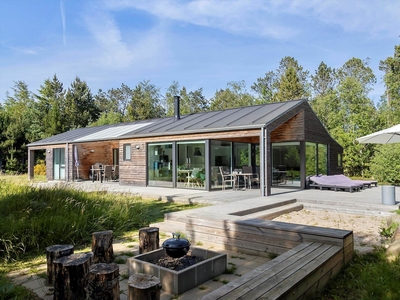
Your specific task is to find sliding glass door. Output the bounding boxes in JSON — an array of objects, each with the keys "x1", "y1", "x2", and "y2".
[{"x1": 53, "y1": 148, "x2": 65, "y2": 180}]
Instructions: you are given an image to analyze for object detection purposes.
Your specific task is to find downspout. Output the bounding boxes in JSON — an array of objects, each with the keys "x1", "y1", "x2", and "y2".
[
  {"x1": 260, "y1": 127, "x2": 265, "y2": 196},
  {"x1": 66, "y1": 142, "x2": 69, "y2": 182}
]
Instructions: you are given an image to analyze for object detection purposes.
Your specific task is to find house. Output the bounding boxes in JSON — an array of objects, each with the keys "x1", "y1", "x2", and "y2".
[{"x1": 27, "y1": 98, "x2": 343, "y2": 196}]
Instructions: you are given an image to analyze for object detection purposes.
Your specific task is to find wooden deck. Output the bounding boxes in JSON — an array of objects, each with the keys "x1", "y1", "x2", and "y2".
[
  {"x1": 152, "y1": 199, "x2": 354, "y2": 299},
  {"x1": 202, "y1": 242, "x2": 343, "y2": 300}
]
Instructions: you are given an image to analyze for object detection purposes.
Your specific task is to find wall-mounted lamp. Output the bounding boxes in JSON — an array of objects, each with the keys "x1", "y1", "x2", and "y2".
[
  {"x1": 90, "y1": 149, "x2": 95, "y2": 153},
  {"x1": 135, "y1": 145, "x2": 140, "y2": 149},
  {"x1": 47, "y1": 150, "x2": 51, "y2": 153}
]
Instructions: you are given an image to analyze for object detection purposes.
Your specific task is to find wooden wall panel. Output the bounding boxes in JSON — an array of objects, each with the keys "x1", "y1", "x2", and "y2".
[
  {"x1": 32, "y1": 101, "x2": 343, "y2": 183},
  {"x1": 270, "y1": 111, "x2": 305, "y2": 142}
]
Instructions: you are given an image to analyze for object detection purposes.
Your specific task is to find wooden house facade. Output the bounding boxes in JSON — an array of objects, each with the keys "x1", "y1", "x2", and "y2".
[{"x1": 27, "y1": 99, "x2": 343, "y2": 196}]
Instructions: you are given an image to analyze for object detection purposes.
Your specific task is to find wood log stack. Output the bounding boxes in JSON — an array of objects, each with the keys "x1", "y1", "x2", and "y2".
[{"x1": 47, "y1": 227, "x2": 161, "y2": 299}]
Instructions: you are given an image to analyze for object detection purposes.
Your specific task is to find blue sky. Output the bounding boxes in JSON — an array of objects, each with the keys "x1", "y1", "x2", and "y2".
[{"x1": 0, "y1": 0, "x2": 399, "y2": 104}]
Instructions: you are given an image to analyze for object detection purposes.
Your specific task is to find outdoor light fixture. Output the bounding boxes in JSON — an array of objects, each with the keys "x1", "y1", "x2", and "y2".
[
  {"x1": 193, "y1": 147, "x2": 202, "y2": 156},
  {"x1": 135, "y1": 145, "x2": 140, "y2": 149}
]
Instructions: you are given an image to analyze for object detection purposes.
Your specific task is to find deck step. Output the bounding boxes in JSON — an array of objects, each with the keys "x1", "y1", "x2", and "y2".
[{"x1": 235, "y1": 203, "x2": 304, "y2": 220}]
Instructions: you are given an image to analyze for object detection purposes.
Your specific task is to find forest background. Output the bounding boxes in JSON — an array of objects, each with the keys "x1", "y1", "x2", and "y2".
[{"x1": 0, "y1": 44, "x2": 399, "y2": 183}]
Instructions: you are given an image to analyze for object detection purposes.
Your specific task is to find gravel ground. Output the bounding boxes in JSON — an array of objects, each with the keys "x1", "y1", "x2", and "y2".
[{"x1": 273, "y1": 209, "x2": 400, "y2": 253}]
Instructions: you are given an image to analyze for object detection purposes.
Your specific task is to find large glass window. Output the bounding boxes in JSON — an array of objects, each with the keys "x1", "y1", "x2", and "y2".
[
  {"x1": 148, "y1": 143, "x2": 173, "y2": 187},
  {"x1": 53, "y1": 148, "x2": 65, "y2": 180},
  {"x1": 113, "y1": 148, "x2": 119, "y2": 165},
  {"x1": 176, "y1": 141, "x2": 205, "y2": 189},
  {"x1": 272, "y1": 142, "x2": 301, "y2": 186},
  {"x1": 210, "y1": 140, "x2": 232, "y2": 189},
  {"x1": 306, "y1": 142, "x2": 328, "y2": 176},
  {"x1": 318, "y1": 144, "x2": 328, "y2": 175},
  {"x1": 233, "y1": 142, "x2": 251, "y2": 168},
  {"x1": 306, "y1": 142, "x2": 317, "y2": 176}
]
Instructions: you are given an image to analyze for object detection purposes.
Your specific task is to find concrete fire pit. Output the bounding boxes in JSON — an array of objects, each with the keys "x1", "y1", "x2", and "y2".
[{"x1": 128, "y1": 247, "x2": 227, "y2": 295}]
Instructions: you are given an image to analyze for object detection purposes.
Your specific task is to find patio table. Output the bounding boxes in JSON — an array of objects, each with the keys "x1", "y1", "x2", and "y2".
[
  {"x1": 91, "y1": 167, "x2": 103, "y2": 183},
  {"x1": 232, "y1": 172, "x2": 253, "y2": 190}
]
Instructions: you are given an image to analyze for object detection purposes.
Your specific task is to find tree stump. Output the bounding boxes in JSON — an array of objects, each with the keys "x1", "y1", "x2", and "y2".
[
  {"x1": 128, "y1": 273, "x2": 161, "y2": 300},
  {"x1": 139, "y1": 227, "x2": 159, "y2": 254},
  {"x1": 53, "y1": 252, "x2": 93, "y2": 300},
  {"x1": 45, "y1": 244, "x2": 74, "y2": 286},
  {"x1": 87, "y1": 263, "x2": 120, "y2": 300},
  {"x1": 92, "y1": 230, "x2": 114, "y2": 263}
]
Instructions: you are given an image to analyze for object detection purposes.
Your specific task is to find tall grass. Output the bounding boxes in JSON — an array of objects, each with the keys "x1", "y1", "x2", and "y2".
[
  {"x1": 316, "y1": 249, "x2": 400, "y2": 300},
  {"x1": 0, "y1": 180, "x2": 197, "y2": 262}
]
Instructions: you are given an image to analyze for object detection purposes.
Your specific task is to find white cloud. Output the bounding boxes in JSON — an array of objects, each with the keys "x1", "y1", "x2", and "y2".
[
  {"x1": 274, "y1": 0, "x2": 400, "y2": 38},
  {"x1": 103, "y1": 0, "x2": 400, "y2": 39},
  {"x1": 60, "y1": 0, "x2": 67, "y2": 46},
  {"x1": 82, "y1": 3, "x2": 169, "y2": 70},
  {"x1": 102, "y1": 0, "x2": 297, "y2": 39}
]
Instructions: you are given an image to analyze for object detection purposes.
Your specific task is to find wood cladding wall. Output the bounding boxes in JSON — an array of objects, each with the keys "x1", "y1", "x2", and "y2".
[
  {"x1": 270, "y1": 111, "x2": 304, "y2": 142},
  {"x1": 31, "y1": 101, "x2": 342, "y2": 185},
  {"x1": 118, "y1": 130, "x2": 261, "y2": 185}
]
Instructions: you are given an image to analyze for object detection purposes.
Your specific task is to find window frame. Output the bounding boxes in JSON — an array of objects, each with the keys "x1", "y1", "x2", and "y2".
[{"x1": 123, "y1": 144, "x2": 131, "y2": 161}]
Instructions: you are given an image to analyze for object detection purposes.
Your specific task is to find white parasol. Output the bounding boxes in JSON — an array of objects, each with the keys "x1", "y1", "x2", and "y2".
[
  {"x1": 73, "y1": 145, "x2": 81, "y2": 181},
  {"x1": 356, "y1": 124, "x2": 400, "y2": 144}
]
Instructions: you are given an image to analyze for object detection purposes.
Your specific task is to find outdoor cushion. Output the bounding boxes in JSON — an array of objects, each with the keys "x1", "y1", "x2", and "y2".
[
  {"x1": 333, "y1": 174, "x2": 377, "y2": 188},
  {"x1": 309, "y1": 175, "x2": 361, "y2": 193}
]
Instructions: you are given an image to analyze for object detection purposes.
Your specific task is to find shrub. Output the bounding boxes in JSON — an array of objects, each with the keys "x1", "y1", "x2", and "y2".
[
  {"x1": 370, "y1": 144, "x2": 400, "y2": 184},
  {"x1": 34, "y1": 160, "x2": 46, "y2": 176}
]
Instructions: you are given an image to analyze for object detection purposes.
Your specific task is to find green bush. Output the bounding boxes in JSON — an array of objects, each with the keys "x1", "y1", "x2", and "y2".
[
  {"x1": 33, "y1": 160, "x2": 46, "y2": 176},
  {"x1": 370, "y1": 144, "x2": 400, "y2": 184}
]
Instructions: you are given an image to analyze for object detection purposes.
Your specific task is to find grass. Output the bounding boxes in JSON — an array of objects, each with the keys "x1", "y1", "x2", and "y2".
[
  {"x1": 0, "y1": 179, "x2": 199, "y2": 262},
  {"x1": 1, "y1": 175, "x2": 400, "y2": 299},
  {"x1": 0, "y1": 176, "x2": 200, "y2": 299},
  {"x1": 316, "y1": 249, "x2": 400, "y2": 300}
]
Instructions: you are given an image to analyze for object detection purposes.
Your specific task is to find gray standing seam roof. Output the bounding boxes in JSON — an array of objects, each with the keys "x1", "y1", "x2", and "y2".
[{"x1": 27, "y1": 100, "x2": 304, "y2": 147}]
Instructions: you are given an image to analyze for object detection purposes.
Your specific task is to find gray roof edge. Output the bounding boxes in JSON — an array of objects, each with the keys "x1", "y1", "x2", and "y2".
[
  {"x1": 27, "y1": 124, "x2": 264, "y2": 146},
  {"x1": 27, "y1": 100, "x2": 306, "y2": 147},
  {"x1": 264, "y1": 99, "x2": 308, "y2": 129}
]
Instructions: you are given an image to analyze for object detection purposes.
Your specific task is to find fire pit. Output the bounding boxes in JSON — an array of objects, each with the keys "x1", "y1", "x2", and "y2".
[{"x1": 128, "y1": 247, "x2": 227, "y2": 295}]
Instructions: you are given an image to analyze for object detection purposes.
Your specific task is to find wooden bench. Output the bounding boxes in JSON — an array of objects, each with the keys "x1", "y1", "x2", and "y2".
[{"x1": 202, "y1": 242, "x2": 343, "y2": 300}]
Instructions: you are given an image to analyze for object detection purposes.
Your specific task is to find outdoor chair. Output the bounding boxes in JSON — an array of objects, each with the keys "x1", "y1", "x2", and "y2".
[
  {"x1": 242, "y1": 166, "x2": 259, "y2": 189},
  {"x1": 112, "y1": 165, "x2": 119, "y2": 181},
  {"x1": 187, "y1": 168, "x2": 202, "y2": 187},
  {"x1": 219, "y1": 166, "x2": 236, "y2": 190},
  {"x1": 91, "y1": 163, "x2": 103, "y2": 182},
  {"x1": 102, "y1": 165, "x2": 113, "y2": 182}
]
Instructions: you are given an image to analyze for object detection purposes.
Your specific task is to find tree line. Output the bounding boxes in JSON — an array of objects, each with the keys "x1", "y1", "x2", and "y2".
[{"x1": 0, "y1": 45, "x2": 399, "y2": 182}]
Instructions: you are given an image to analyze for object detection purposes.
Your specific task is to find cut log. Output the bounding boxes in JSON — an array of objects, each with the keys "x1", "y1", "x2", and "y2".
[
  {"x1": 128, "y1": 273, "x2": 161, "y2": 300},
  {"x1": 139, "y1": 227, "x2": 159, "y2": 254},
  {"x1": 92, "y1": 230, "x2": 114, "y2": 263},
  {"x1": 53, "y1": 252, "x2": 93, "y2": 300},
  {"x1": 45, "y1": 244, "x2": 74, "y2": 286},
  {"x1": 87, "y1": 263, "x2": 120, "y2": 300}
]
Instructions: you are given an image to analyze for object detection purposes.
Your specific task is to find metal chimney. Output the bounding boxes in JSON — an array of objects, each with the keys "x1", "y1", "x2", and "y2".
[{"x1": 174, "y1": 96, "x2": 180, "y2": 121}]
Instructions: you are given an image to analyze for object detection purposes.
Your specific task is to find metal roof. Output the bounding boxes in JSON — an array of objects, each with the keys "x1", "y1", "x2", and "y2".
[{"x1": 28, "y1": 100, "x2": 304, "y2": 147}]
